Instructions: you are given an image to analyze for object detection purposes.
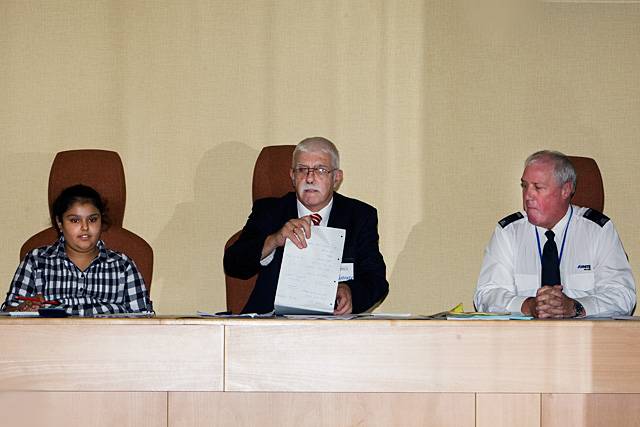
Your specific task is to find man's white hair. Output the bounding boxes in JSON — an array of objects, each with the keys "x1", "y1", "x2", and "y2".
[
  {"x1": 292, "y1": 137, "x2": 340, "y2": 169},
  {"x1": 525, "y1": 150, "x2": 577, "y2": 194}
]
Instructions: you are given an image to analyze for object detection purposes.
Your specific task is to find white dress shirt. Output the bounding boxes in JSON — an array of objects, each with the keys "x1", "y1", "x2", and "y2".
[
  {"x1": 260, "y1": 198, "x2": 333, "y2": 266},
  {"x1": 474, "y1": 205, "x2": 636, "y2": 317}
]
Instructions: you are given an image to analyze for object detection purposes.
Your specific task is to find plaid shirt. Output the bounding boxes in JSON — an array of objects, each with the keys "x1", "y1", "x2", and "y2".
[{"x1": 2, "y1": 236, "x2": 153, "y2": 316}]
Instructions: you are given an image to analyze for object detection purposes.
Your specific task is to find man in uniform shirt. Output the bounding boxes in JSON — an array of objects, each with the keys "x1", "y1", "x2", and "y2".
[
  {"x1": 475, "y1": 150, "x2": 636, "y2": 318},
  {"x1": 224, "y1": 137, "x2": 389, "y2": 314}
]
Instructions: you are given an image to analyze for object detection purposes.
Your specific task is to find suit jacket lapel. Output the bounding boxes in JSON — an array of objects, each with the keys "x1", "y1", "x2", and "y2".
[
  {"x1": 273, "y1": 193, "x2": 299, "y2": 263},
  {"x1": 327, "y1": 192, "x2": 348, "y2": 229},
  {"x1": 285, "y1": 192, "x2": 298, "y2": 221},
  {"x1": 326, "y1": 192, "x2": 355, "y2": 261}
]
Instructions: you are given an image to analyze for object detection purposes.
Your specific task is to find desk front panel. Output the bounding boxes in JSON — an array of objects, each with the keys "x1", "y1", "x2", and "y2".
[
  {"x1": 0, "y1": 392, "x2": 167, "y2": 427},
  {"x1": 0, "y1": 321, "x2": 223, "y2": 391},
  {"x1": 225, "y1": 320, "x2": 640, "y2": 393},
  {"x1": 2, "y1": 318, "x2": 640, "y2": 427},
  {"x1": 168, "y1": 392, "x2": 475, "y2": 427}
]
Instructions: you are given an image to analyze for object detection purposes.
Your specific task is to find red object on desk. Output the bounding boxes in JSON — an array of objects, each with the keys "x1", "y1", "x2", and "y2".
[{"x1": 16, "y1": 296, "x2": 60, "y2": 306}]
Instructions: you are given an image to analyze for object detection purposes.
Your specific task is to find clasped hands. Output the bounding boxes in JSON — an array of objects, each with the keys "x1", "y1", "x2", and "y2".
[
  {"x1": 262, "y1": 215, "x2": 353, "y2": 315},
  {"x1": 521, "y1": 285, "x2": 577, "y2": 319}
]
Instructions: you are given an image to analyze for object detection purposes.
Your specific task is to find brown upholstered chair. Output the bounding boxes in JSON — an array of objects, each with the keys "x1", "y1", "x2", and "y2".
[
  {"x1": 225, "y1": 145, "x2": 295, "y2": 313},
  {"x1": 20, "y1": 149, "x2": 154, "y2": 292},
  {"x1": 567, "y1": 156, "x2": 604, "y2": 212}
]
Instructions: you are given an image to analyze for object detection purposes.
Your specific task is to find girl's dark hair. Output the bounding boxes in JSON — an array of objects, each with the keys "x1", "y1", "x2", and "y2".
[{"x1": 51, "y1": 184, "x2": 110, "y2": 233}]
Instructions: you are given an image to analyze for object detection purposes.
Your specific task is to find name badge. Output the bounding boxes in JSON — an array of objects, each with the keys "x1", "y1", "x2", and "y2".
[{"x1": 339, "y1": 263, "x2": 354, "y2": 281}]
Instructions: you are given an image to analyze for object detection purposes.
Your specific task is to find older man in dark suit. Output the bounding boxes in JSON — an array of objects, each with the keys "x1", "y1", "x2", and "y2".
[{"x1": 224, "y1": 137, "x2": 389, "y2": 314}]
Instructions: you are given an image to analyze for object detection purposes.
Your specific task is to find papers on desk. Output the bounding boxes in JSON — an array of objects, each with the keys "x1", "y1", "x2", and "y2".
[
  {"x1": 91, "y1": 312, "x2": 155, "y2": 318},
  {"x1": 440, "y1": 303, "x2": 533, "y2": 320},
  {"x1": 283, "y1": 314, "x2": 357, "y2": 320},
  {"x1": 0, "y1": 311, "x2": 40, "y2": 317},
  {"x1": 197, "y1": 310, "x2": 274, "y2": 318},
  {"x1": 446, "y1": 312, "x2": 533, "y2": 320},
  {"x1": 274, "y1": 226, "x2": 346, "y2": 315},
  {"x1": 282, "y1": 313, "x2": 426, "y2": 320}
]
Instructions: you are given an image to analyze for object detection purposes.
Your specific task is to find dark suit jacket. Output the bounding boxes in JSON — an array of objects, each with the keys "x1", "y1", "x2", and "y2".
[{"x1": 223, "y1": 192, "x2": 389, "y2": 314}]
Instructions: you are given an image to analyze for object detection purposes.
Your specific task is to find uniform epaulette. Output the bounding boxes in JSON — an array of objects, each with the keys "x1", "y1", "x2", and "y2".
[
  {"x1": 583, "y1": 208, "x2": 610, "y2": 227},
  {"x1": 498, "y1": 212, "x2": 524, "y2": 228}
]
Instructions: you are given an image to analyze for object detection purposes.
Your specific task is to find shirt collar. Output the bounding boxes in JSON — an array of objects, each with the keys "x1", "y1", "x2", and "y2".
[
  {"x1": 534, "y1": 205, "x2": 572, "y2": 237},
  {"x1": 42, "y1": 236, "x2": 66, "y2": 258},
  {"x1": 296, "y1": 197, "x2": 333, "y2": 227}
]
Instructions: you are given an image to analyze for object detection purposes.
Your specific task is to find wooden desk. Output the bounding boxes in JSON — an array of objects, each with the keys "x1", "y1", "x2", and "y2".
[{"x1": 1, "y1": 318, "x2": 639, "y2": 427}]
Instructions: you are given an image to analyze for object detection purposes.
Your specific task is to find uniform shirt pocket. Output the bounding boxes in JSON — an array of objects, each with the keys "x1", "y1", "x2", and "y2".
[{"x1": 565, "y1": 272, "x2": 595, "y2": 291}]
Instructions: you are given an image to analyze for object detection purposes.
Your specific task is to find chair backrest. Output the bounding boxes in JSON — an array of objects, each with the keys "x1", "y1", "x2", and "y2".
[
  {"x1": 20, "y1": 149, "x2": 154, "y2": 292},
  {"x1": 252, "y1": 145, "x2": 297, "y2": 201},
  {"x1": 48, "y1": 150, "x2": 126, "y2": 226},
  {"x1": 225, "y1": 145, "x2": 295, "y2": 313},
  {"x1": 567, "y1": 156, "x2": 604, "y2": 212}
]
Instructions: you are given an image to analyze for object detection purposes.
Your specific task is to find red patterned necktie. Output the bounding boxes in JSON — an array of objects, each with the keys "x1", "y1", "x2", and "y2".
[{"x1": 310, "y1": 213, "x2": 322, "y2": 226}]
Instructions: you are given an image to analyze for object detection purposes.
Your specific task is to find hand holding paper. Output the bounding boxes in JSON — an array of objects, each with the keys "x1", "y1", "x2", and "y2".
[{"x1": 261, "y1": 215, "x2": 313, "y2": 259}]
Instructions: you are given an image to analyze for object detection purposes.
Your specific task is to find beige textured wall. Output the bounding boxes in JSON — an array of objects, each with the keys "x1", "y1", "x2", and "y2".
[{"x1": 1, "y1": 1, "x2": 639, "y2": 315}]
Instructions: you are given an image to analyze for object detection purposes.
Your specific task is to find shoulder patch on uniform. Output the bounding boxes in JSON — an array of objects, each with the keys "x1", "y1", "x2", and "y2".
[
  {"x1": 498, "y1": 212, "x2": 524, "y2": 228},
  {"x1": 583, "y1": 208, "x2": 610, "y2": 227}
]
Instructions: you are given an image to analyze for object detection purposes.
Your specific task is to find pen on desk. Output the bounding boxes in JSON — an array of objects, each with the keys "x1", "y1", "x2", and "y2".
[{"x1": 16, "y1": 296, "x2": 60, "y2": 305}]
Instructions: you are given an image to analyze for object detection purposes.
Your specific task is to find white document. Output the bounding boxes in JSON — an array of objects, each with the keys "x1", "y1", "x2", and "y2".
[{"x1": 274, "y1": 226, "x2": 346, "y2": 315}]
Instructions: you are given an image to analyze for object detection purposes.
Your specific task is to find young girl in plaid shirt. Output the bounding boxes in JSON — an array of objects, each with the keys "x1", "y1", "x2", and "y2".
[{"x1": 2, "y1": 185, "x2": 152, "y2": 316}]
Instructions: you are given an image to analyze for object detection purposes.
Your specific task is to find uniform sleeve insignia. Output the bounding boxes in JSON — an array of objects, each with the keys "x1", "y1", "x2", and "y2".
[
  {"x1": 583, "y1": 208, "x2": 610, "y2": 227},
  {"x1": 498, "y1": 212, "x2": 524, "y2": 228}
]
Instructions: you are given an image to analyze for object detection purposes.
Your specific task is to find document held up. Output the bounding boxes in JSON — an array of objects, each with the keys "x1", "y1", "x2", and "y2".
[{"x1": 274, "y1": 226, "x2": 346, "y2": 315}]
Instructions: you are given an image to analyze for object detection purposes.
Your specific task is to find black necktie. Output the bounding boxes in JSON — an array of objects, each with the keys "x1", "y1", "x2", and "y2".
[{"x1": 541, "y1": 230, "x2": 561, "y2": 286}]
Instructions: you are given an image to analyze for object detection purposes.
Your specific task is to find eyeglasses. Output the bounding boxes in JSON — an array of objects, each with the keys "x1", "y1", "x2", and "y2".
[{"x1": 293, "y1": 166, "x2": 337, "y2": 177}]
